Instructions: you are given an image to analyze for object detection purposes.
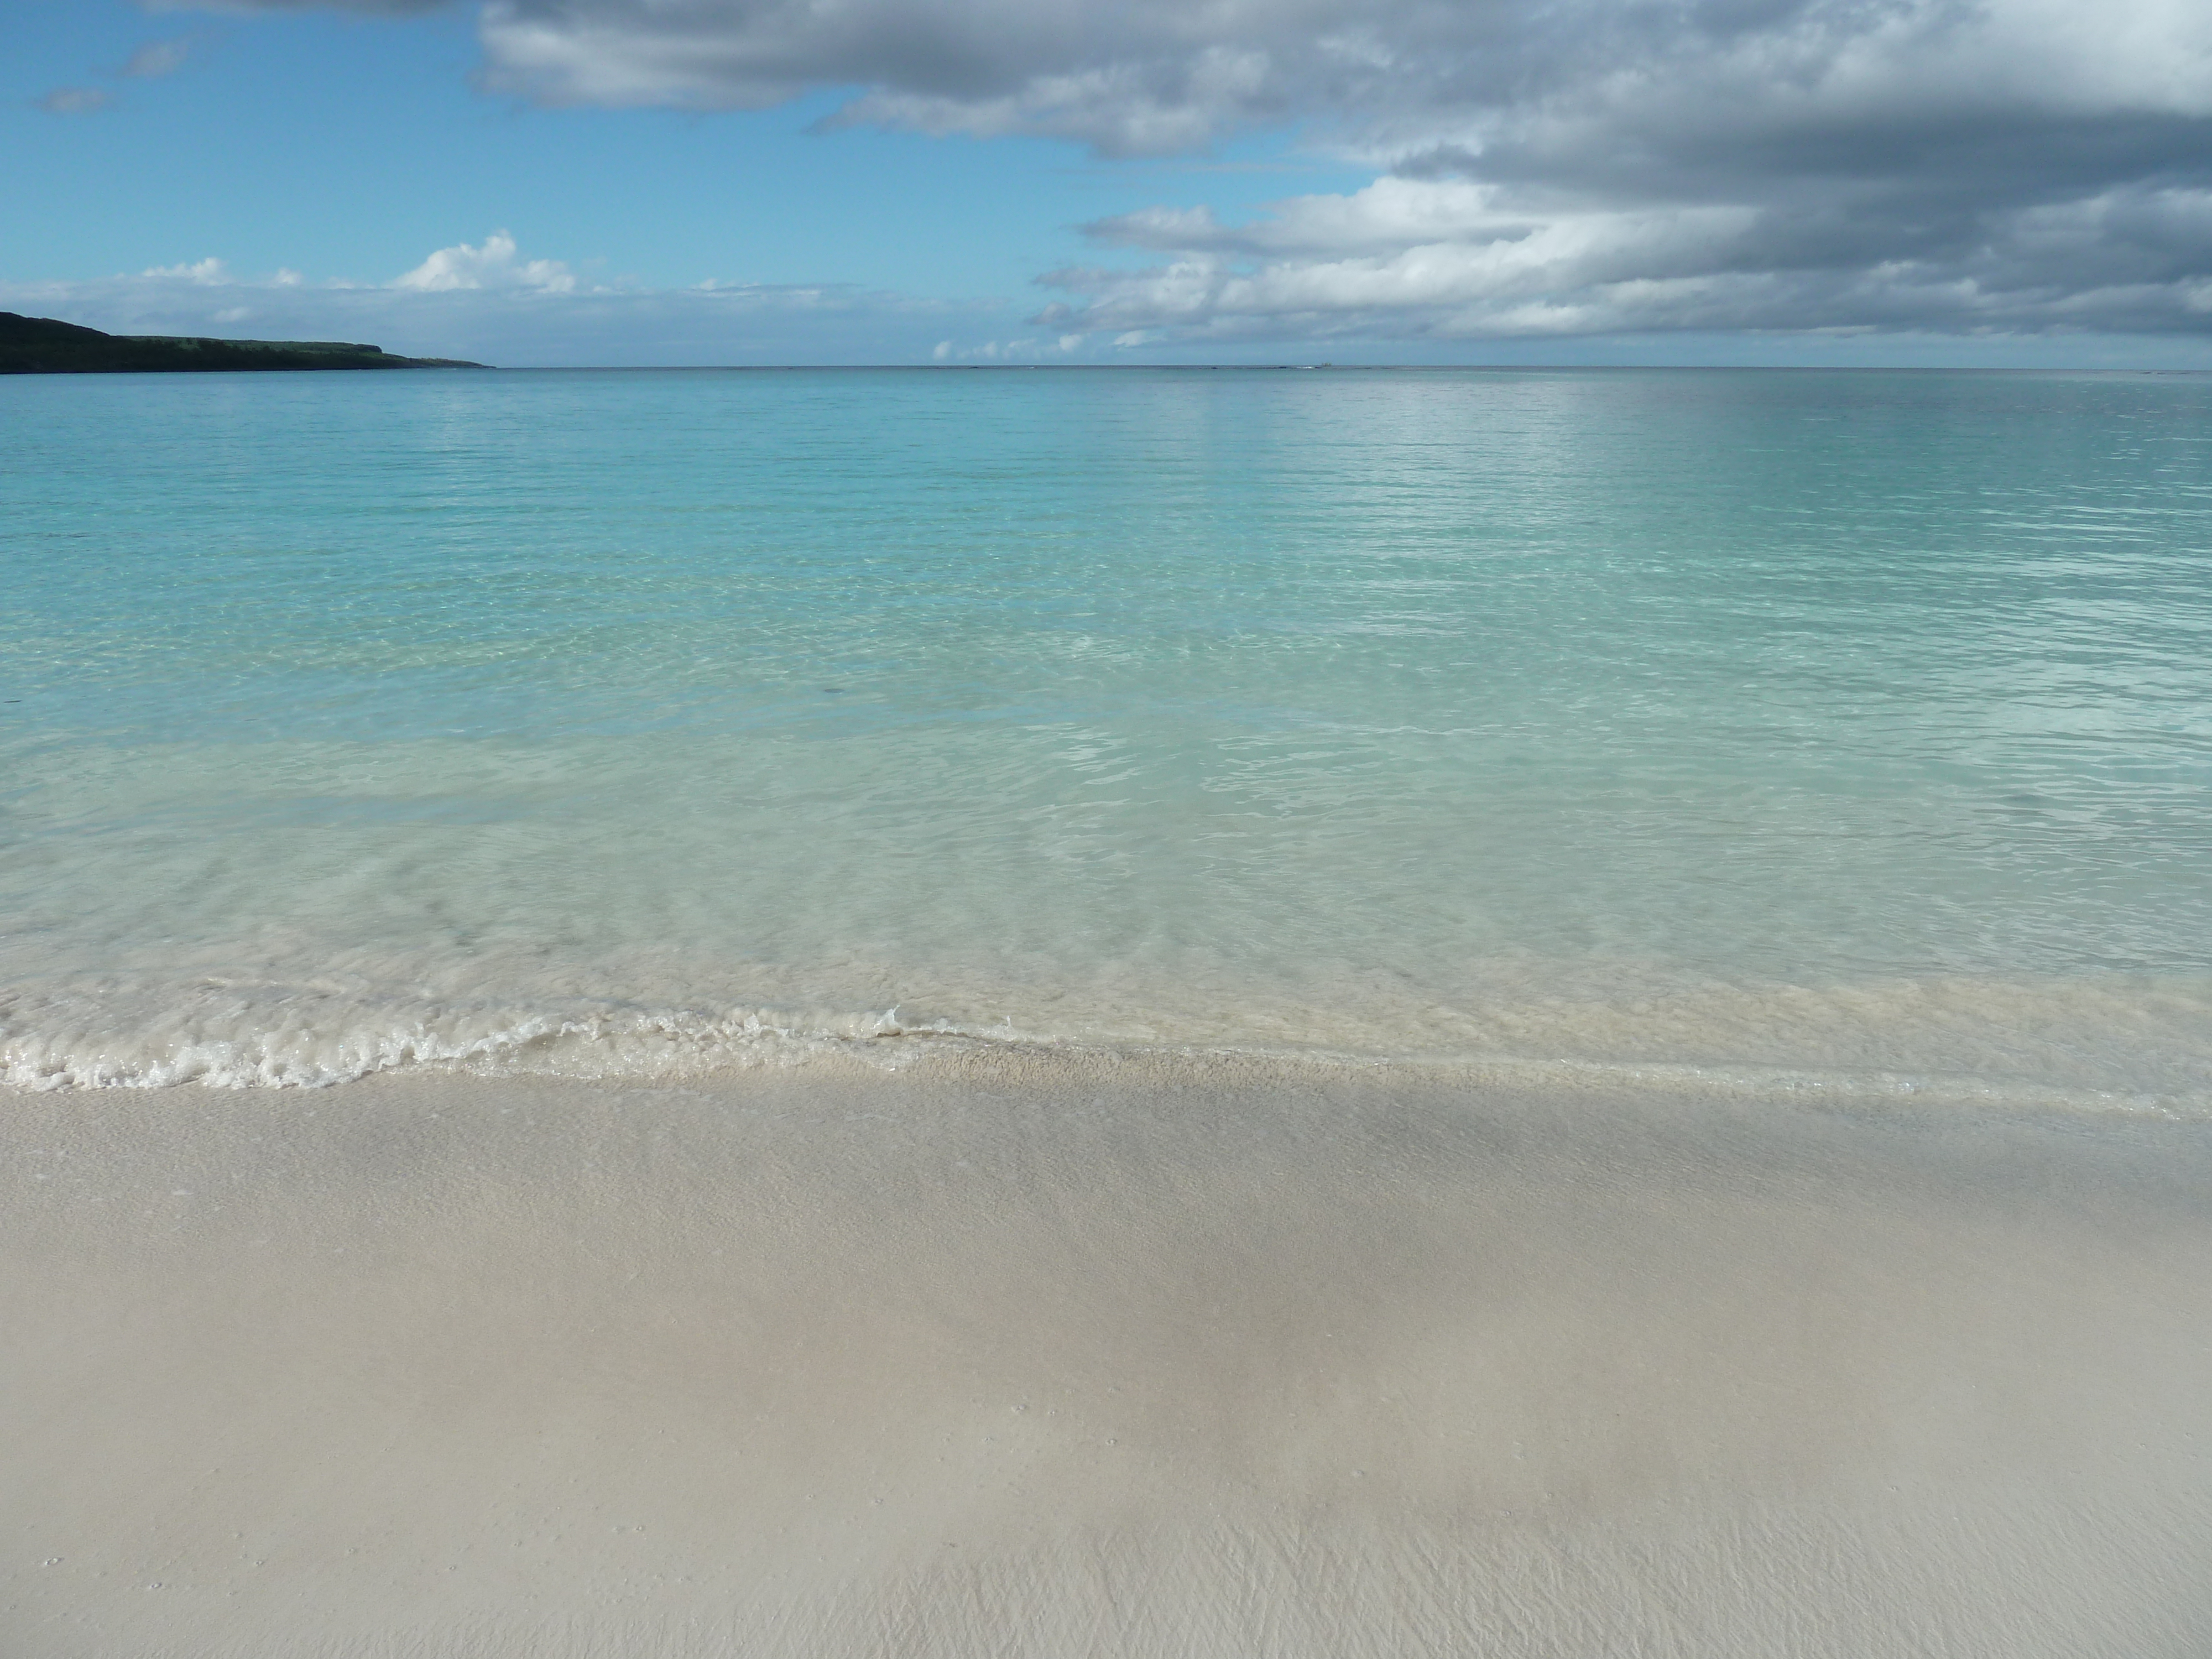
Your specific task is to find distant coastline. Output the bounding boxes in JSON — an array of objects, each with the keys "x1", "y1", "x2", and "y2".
[{"x1": 0, "y1": 311, "x2": 485, "y2": 374}]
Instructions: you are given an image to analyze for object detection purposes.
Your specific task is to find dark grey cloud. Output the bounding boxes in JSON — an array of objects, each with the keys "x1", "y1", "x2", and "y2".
[
  {"x1": 455, "y1": 0, "x2": 2212, "y2": 168},
  {"x1": 169, "y1": 0, "x2": 2212, "y2": 341},
  {"x1": 1037, "y1": 179, "x2": 2212, "y2": 342}
]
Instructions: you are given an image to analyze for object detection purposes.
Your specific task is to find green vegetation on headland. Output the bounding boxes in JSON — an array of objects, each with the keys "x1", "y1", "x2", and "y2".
[{"x1": 0, "y1": 312, "x2": 486, "y2": 373}]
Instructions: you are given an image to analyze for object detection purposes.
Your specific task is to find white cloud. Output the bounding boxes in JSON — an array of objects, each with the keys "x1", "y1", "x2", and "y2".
[
  {"x1": 141, "y1": 257, "x2": 229, "y2": 283},
  {"x1": 394, "y1": 230, "x2": 578, "y2": 293},
  {"x1": 123, "y1": 39, "x2": 191, "y2": 79},
  {"x1": 35, "y1": 87, "x2": 112, "y2": 114},
  {"x1": 917, "y1": 330, "x2": 1101, "y2": 359},
  {"x1": 1037, "y1": 180, "x2": 2212, "y2": 342},
  {"x1": 173, "y1": 0, "x2": 2212, "y2": 345},
  {"x1": 433, "y1": 0, "x2": 2212, "y2": 164},
  {"x1": 17, "y1": 221, "x2": 2212, "y2": 366},
  {"x1": 2, "y1": 237, "x2": 1015, "y2": 367}
]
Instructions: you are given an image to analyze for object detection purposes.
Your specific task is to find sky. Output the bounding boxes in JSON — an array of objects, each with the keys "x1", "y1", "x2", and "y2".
[{"x1": 7, "y1": 0, "x2": 2212, "y2": 366}]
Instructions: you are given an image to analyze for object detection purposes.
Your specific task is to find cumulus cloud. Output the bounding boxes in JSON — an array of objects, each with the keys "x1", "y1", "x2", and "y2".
[
  {"x1": 1036, "y1": 176, "x2": 2212, "y2": 342},
  {"x1": 394, "y1": 229, "x2": 578, "y2": 292},
  {"x1": 139, "y1": 0, "x2": 2212, "y2": 341},
  {"x1": 142, "y1": 257, "x2": 231, "y2": 283}
]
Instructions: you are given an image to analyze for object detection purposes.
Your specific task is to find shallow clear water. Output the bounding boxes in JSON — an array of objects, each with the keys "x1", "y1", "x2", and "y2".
[{"x1": 4, "y1": 366, "x2": 2211, "y2": 1099}]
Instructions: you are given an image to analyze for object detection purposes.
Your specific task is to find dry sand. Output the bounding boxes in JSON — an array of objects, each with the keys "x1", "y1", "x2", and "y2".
[{"x1": 4, "y1": 1049, "x2": 2211, "y2": 1657}]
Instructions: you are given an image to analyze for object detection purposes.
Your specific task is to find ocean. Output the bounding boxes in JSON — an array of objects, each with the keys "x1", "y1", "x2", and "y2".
[
  {"x1": 12, "y1": 363, "x2": 2212, "y2": 1659},
  {"x1": 5, "y1": 364, "x2": 2211, "y2": 1104}
]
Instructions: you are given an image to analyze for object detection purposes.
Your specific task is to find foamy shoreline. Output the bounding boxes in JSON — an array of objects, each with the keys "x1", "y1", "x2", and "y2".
[{"x1": 7, "y1": 1050, "x2": 2211, "y2": 1656}]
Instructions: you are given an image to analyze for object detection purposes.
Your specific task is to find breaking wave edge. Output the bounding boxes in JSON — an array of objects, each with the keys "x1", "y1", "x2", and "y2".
[
  {"x1": 0, "y1": 998, "x2": 993, "y2": 1092},
  {"x1": 6, "y1": 988, "x2": 2210, "y2": 1120}
]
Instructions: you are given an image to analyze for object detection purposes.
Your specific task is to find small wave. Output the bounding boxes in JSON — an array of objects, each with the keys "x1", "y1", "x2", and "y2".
[
  {"x1": 0, "y1": 994, "x2": 1001, "y2": 1092},
  {"x1": 8, "y1": 954, "x2": 2212, "y2": 1125},
  {"x1": 5, "y1": 981, "x2": 2210, "y2": 1120}
]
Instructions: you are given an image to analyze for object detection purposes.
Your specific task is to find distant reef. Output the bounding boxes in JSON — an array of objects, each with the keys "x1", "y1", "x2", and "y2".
[{"x1": 0, "y1": 312, "x2": 486, "y2": 374}]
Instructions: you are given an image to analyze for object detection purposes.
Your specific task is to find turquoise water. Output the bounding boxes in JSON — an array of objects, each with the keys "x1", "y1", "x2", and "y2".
[{"x1": 4, "y1": 367, "x2": 2211, "y2": 1100}]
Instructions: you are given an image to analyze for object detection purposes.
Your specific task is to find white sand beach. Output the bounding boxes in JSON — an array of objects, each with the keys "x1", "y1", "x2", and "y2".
[{"x1": 6, "y1": 1050, "x2": 2210, "y2": 1657}]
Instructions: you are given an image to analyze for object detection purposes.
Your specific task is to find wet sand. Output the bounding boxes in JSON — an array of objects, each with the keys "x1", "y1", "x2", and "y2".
[{"x1": 5, "y1": 1050, "x2": 2211, "y2": 1656}]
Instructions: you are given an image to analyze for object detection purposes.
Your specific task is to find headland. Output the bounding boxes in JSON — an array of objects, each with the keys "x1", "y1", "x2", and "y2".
[{"x1": 0, "y1": 311, "x2": 484, "y2": 373}]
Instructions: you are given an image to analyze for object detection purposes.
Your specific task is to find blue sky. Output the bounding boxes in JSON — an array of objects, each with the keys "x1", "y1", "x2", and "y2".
[
  {"x1": 9, "y1": 5, "x2": 1359, "y2": 295},
  {"x1": 9, "y1": 0, "x2": 2212, "y2": 366}
]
